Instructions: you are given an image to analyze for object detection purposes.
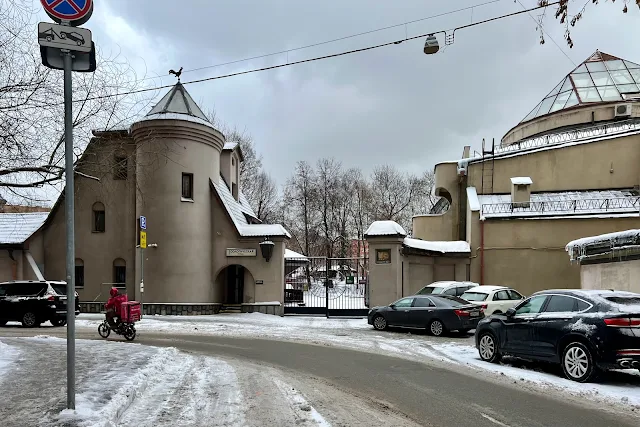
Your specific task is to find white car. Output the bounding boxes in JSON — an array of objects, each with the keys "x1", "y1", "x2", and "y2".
[
  {"x1": 415, "y1": 281, "x2": 479, "y2": 298},
  {"x1": 460, "y1": 285, "x2": 525, "y2": 315}
]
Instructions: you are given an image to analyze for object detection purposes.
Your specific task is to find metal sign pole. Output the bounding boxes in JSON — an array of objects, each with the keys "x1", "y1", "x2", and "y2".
[
  {"x1": 63, "y1": 48, "x2": 76, "y2": 410},
  {"x1": 140, "y1": 248, "x2": 144, "y2": 316}
]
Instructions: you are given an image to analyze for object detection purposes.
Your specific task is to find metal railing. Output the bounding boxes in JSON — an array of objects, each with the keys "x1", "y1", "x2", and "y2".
[
  {"x1": 481, "y1": 196, "x2": 640, "y2": 215},
  {"x1": 497, "y1": 118, "x2": 640, "y2": 155}
]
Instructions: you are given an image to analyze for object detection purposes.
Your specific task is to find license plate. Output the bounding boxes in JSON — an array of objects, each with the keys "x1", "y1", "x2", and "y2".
[{"x1": 470, "y1": 311, "x2": 479, "y2": 317}]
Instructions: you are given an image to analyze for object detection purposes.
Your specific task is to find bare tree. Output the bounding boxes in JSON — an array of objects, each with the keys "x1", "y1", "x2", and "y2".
[
  {"x1": 315, "y1": 158, "x2": 342, "y2": 258},
  {"x1": 284, "y1": 161, "x2": 319, "y2": 257},
  {"x1": 0, "y1": 1, "x2": 154, "y2": 202},
  {"x1": 251, "y1": 170, "x2": 279, "y2": 222},
  {"x1": 369, "y1": 165, "x2": 423, "y2": 225},
  {"x1": 538, "y1": 0, "x2": 638, "y2": 48}
]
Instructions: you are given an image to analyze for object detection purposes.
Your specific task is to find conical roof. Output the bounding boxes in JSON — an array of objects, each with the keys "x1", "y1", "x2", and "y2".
[
  {"x1": 520, "y1": 51, "x2": 640, "y2": 123},
  {"x1": 146, "y1": 82, "x2": 210, "y2": 122}
]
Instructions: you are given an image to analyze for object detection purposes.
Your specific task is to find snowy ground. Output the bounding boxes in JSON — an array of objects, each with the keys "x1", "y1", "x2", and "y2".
[
  {"x1": 68, "y1": 313, "x2": 640, "y2": 412},
  {"x1": 0, "y1": 337, "x2": 418, "y2": 427}
]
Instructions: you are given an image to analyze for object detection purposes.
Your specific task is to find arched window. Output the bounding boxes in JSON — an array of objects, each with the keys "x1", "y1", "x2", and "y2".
[
  {"x1": 92, "y1": 202, "x2": 105, "y2": 233},
  {"x1": 113, "y1": 258, "x2": 126, "y2": 287},
  {"x1": 75, "y1": 258, "x2": 85, "y2": 288}
]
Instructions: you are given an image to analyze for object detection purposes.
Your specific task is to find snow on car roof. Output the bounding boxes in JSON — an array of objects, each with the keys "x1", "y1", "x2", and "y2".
[{"x1": 426, "y1": 281, "x2": 479, "y2": 288}]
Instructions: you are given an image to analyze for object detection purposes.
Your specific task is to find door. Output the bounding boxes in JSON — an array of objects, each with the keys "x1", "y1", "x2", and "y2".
[
  {"x1": 385, "y1": 297, "x2": 414, "y2": 327},
  {"x1": 226, "y1": 265, "x2": 245, "y2": 304},
  {"x1": 533, "y1": 295, "x2": 586, "y2": 359},
  {"x1": 503, "y1": 295, "x2": 548, "y2": 354},
  {"x1": 406, "y1": 297, "x2": 436, "y2": 328}
]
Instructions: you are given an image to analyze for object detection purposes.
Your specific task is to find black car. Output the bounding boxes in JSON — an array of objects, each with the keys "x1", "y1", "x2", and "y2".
[
  {"x1": 475, "y1": 289, "x2": 640, "y2": 382},
  {"x1": 368, "y1": 295, "x2": 485, "y2": 336},
  {"x1": 0, "y1": 280, "x2": 80, "y2": 327}
]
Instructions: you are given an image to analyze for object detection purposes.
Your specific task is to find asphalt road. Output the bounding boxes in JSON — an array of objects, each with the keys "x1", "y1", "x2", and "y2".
[{"x1": 2, "y1": 327, "x2": 637, "y2": 427}]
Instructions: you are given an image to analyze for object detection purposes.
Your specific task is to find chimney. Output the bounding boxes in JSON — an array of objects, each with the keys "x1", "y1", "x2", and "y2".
[
  {"x1": 510, "y1": 177, "x2": 532, "y2": 208},
  {"x1": 462, "y1": 146, "x2": 471, "y2": 159}
]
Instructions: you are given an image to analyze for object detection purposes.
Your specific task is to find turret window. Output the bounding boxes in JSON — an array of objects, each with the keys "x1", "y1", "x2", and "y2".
[{"x1": 182, "y1": 173, "x2": 194, "y2": 200}]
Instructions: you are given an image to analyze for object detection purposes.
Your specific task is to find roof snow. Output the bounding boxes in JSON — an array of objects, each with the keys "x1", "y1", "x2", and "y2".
[
  {"x1": 285, "y1": 249, "x2": 307, "y2": 260},
  {"x1": 0, "y1": 212, "x2": 48, "y2": 244},
  {"x1": 403, "y1": 237, "x2": 470, "y2": 254},
  {"x1": 467, "y1": 187, "x2": 480, "y2": 212},
  {"x1": 478, "y1": 189, "x2": 639, "y2": 220},
  {"x1": 223, "y1": 142, "x2": 238, "y2": 151},
  {"x1": 211, "y1": 177, "x2": 290, "y2": 238},
  {"x1": 565, "y1": 229, "x2": 640, "y2": 262},
  {"x1": 364, "y1": 221, "x2": 407, "y2": 237},
  {"x1": 510, "y1": 177, "x2": 532, "y2": 185}
]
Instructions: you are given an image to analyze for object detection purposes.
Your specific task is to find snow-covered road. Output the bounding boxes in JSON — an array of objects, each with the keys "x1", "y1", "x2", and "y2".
[{"x1": 0, "y1": 337, "x2": 418, "y2": 427}]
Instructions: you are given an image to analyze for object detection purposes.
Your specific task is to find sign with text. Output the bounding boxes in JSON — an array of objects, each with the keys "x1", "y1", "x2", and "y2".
[
  {"x1": 140, "y1": 231, "x2": 147, "y2": 249},
  {"x1": 226, "y1": 248, "x2": 257, "y2": 257}
]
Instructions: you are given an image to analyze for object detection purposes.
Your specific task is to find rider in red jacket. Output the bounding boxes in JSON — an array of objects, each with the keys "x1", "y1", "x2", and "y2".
[{"x1": 105, "y1": 288, "x2": 128, "y2": 328}]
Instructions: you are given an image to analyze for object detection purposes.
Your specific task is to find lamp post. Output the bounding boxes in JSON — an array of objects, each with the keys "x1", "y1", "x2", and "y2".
[
  {"x1": 260, "y1": 239, "x2": 275, "y2": 262},
  {"x1": 423, "y1": 34, "x2": 440, "y2": 55}
]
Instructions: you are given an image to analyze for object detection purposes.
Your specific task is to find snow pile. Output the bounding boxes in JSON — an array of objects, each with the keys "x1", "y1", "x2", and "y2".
[
  {"x1": 566, "y1": 229, "x2": 640, "y2": 261},
  {"x1": 364, "y1": 220, "x2": 407, "y2": 237},
  {"x1": 0, "y1": 340, "x2": 19, "y2": 378},
  {"x1": 403, "y1": 237, "x2": 470, "y2": 253},
  {"x1": 510, "y1": 177, "x2": 533, "y2": 185}
]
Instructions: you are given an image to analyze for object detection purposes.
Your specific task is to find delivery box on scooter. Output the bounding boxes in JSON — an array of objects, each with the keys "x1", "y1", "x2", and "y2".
[{"x1": 119, "y1": 301, "x2": 141, "y2": 323}]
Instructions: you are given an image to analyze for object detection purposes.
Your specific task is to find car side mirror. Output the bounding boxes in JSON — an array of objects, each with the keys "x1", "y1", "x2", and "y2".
[
  {"x1": 389, "y1": 304, "x2": 396, "y2": 310},
  {"x1": 506, "y1": 308, "x2": 516, "y2": 317}
]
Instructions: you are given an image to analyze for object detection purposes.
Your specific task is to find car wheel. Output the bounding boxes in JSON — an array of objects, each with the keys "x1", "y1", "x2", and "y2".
[
  {"x1": 562, "y1": 342, "x2": 596, "y2": 382},
  {"x1": 21, "y1": 312, "x2": 38, "y2": 328},
  {"x1": 60, "y1": 33, "x2": 66, "y2": 39},
  {"x1": 478, "y1": 332, "x2": 502, "y2": 363},
  {"x1": 372, "y1": 315, "x2": 387, "y2": 331},
  {"x1": 51, "y1": 318, "x2": 67, "y2": 327},
  {"x1": 429, "y1": 319, "x2": 445, "y2": 336},
  {"x1": 46, "y1": 36, "x2": 52, "y2": 42}
]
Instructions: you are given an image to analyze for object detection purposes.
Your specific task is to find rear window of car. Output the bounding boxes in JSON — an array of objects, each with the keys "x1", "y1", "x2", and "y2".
[
  {"x1": 604, "y1": 296, "x2": 640, "y2": 312},
  {"x1": 50, "y1": 283, "x2": 66, "y2": 295},
  {"x1": 417, "y1": 286, "x2": 443, "y2": 295},
  {"x1": 461, "y1": 292, "x2": 488, "y2": 301},
  {"x1": 8, "y1": 283, "x2": 46, "y2": 296},
  {"x1": 433, "y1": 295, "x2": 468, "y2": 307}
]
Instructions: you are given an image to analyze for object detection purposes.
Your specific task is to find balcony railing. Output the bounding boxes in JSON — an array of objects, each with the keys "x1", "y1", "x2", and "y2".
[
  {"x1": 481, "y1": 197, "x2": 640, "y2": 216},
  {"x1": 498, "y1": 118, "x2": 640, "y2": 155}
]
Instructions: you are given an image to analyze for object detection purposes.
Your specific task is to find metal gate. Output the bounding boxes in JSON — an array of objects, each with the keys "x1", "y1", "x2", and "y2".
[{"x1": 284, "y1": 256, "x2": 369, "y2": 316}]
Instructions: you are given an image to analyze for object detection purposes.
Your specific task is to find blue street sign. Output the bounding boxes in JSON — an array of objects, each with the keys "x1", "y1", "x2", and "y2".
[
  {"x1": 140, "y1": 216, "x2": 147, "y2": 230},
  {"x1": 40, "y1": 0, "x2": 93, "y2": 26}
]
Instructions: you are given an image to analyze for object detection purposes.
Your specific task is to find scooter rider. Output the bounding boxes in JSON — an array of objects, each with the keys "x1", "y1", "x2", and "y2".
[{"x1": 105, "y1": 288, "x2": 128, "y2": 329}]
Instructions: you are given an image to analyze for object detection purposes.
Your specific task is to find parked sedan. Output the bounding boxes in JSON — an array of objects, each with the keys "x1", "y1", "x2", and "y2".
[
  {"x1": 461, "y1": 285, "x2": 524, "y2": 315},
  {"x1": 368, "y1": 295, "x2": 485, "y2": 336},
  {"x1": 475, "y1": 289, "x2": 640, "y2": 382}
]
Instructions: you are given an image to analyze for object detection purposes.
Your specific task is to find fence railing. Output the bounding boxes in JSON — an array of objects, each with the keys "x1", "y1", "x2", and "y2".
[
  {"x1": 481, "y1": 196, "x2": 640, "y2": 215},
  {"x1": 497, "y1": 118, "x2": 640, "y2": 155}
]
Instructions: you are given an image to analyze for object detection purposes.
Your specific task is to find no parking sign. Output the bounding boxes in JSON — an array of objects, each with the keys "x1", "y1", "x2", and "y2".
[{"x1": 40, "y1": 0, "x2": 93, "y2": 26}]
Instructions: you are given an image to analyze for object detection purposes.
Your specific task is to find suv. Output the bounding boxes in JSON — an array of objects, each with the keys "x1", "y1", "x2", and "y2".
[
  {"x1": 415, "y1": 281, "x2": 479, "y2": 297},
  {"x1": 0, "y1": 280, "x2": 80, "y2": 327}
]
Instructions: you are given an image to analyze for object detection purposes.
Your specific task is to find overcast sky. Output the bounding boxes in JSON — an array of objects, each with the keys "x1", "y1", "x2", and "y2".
[{"x1": 37, "y1": 0, "x2": 640, "y2": 187}]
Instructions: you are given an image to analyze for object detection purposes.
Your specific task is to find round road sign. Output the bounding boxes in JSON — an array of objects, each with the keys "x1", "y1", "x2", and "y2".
[{"x1": 40, "y1": 0, "x2": 93, "y2": 26}]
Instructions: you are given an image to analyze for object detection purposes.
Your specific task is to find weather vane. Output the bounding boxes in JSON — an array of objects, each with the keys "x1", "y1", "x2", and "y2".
[{"x1": 169, "y1": 66, "x2": 183, "y2": 82}]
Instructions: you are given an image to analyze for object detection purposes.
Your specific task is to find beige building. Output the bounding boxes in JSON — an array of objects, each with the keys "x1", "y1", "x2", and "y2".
[
  {"x1": 0, "y1": 83, "x2": 290, "y2": 315},
  {"x1": 413, "y1": 50, "x2": 640, "y2": 297}
]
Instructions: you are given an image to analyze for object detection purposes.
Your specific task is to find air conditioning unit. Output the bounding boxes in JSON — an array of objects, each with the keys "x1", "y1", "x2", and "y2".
[{"x1": 614, "y1": 103, "x2": 632, "y2": 118}]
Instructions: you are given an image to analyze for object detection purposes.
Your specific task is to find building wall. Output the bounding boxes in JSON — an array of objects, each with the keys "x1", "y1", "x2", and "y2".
[
  {"x1": 469, "y1": 216, "x2": 640, "y2": 296},
  {"x1": 467, "y1": 132, "x2": 640, "y2": 195},
  {"x1": 413, "y1": 162, "x2": 459, "y2": 241},
  {"x1": 580, "y1": 259, "x2": 640, "y2": 293},
  {"x1": 0, "y1": 250, "x2": 14, "y2": 282},
  {"x1": 367, "y1": 238, "x2": 403, "y2": 308},
  {"x1": 43, "y1": 136, "x2": 137, "y2": 302},
  {"x1": 210, "y1": 192, "x2": 286, "y2": 304},
  {"x1": 132, "y1": 119, "x2": 225, "y2": 303},
  {"x1": 502, "y1": 102, "x2": 640, "y2": 145}
]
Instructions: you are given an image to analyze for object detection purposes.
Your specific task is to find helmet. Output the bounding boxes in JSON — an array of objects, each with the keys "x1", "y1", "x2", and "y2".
[{"x1": 110, "y1": 288, "x2": 118, "y2": 297}]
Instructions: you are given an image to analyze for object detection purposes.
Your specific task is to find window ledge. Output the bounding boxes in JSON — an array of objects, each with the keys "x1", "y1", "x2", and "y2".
[
  {"x1": 181, "y1": 197, "x2": 194, "y2": 203},
  {"x1": 92, "y1": 231, "x2": 106, "y2": 234}
]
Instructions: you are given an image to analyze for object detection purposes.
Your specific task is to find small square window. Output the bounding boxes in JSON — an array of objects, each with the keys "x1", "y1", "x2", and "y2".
[
  {"x1": 182, "y1": 173, "x2": 194, "y2": 200},
  {"x1": 113, "y1": 155, "x2": 127, "y2": 180}
]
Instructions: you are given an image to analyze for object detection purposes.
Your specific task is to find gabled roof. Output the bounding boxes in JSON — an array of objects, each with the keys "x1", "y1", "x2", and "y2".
[
  {"x1": 520, "y1": 50, "x2": 640, "y2": 124},
  {"x1": 222, "y1": 141, "x2": 244, "y2": 162},
  {"x1": 0, "y1": 212, "x2": 49, "y2": 245},
  {"x1": 145, "y1": 83, "x2": 210, "y2": 123},
  {"x1": 210, "y1": 177, "x2": 290, "y2": 238}
]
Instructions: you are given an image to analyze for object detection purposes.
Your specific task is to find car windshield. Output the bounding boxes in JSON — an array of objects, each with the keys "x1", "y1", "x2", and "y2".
[
  {"x1": 417, "y1": 286, "x2": 443, "y2": 295},
  {"x1": 461, "y1": 292, "x2": 488, "y2": 301},
  {"x1": 434, "y1": 295, "x2": 468, "y2": 306},
  {"x1": 50, "y1": 283, "x2": 66, "y2": 295}
]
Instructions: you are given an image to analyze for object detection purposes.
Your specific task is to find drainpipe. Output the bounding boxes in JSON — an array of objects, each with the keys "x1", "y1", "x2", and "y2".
[
  {"x1": 401, "y1": 261, "x2": 404, "y2": 298},
  {"x1": 480, "y1": 220, "x2": 485, "y2": 286}
]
